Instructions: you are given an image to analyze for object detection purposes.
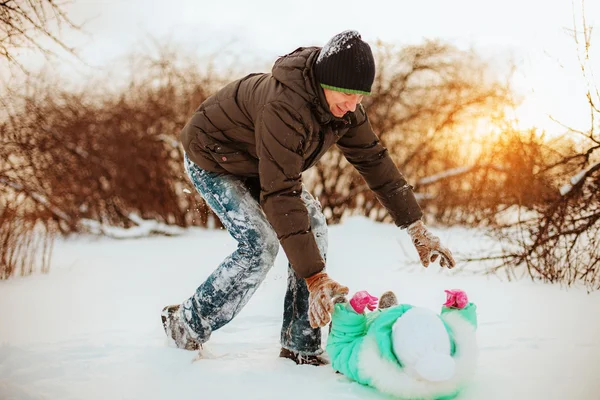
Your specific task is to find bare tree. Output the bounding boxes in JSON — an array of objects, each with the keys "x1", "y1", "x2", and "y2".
[
  {"x1": 482, "y1": 1, "x2": 600, "y2": 290},
  {"x1": 0, "y1": 0, "x2": 80, "y2": 70}
]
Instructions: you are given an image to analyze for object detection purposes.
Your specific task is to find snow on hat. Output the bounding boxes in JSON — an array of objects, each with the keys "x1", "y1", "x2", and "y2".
[
  {"x1": 391, "y1": 307, "x2": 456, "y2": 382},
  {"x1": 314, "y1": 30, "x2": 376, "y2": 95}
]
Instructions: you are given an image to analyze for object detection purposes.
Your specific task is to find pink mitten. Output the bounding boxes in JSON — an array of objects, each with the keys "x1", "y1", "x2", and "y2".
[
  {"x1": 349, "y1": 291, "x2": 379, "y2": 313},
  {"x1": 443, "y1": 289, "x2": 468, "y2": 309}
]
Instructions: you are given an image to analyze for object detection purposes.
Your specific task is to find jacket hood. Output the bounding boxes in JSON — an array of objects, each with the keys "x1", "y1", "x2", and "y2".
[{"x1": 271, "y1": 46, "x2": 334, "y2": 124}]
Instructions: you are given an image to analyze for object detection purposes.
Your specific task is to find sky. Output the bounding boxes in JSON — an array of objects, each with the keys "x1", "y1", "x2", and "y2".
[
  {"x1": 10, "y1": 0, "x2": 600, "y2": 134},
  {"x1": 0, "y1": 217, "x2": 599, "y2": 399}
]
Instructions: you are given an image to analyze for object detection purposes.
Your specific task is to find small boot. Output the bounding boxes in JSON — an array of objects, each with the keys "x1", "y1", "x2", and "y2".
[
  {"x1": 378, "y1": 291, "x2": 398, "y2": 309},
  {"x1": 329, "y1": 295, "x2": 348, "y2": 335},
  {"x1": 161, "y1": 304, "x2": 203, "y2": 351},
  {"x1": 279, "y1": 347, "x2": 329, "y2": 366}
]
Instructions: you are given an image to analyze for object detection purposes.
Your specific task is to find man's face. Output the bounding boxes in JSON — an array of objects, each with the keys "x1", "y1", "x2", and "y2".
[{"x1": 323, "y1": 88, "x2": 364, "y2": 118}]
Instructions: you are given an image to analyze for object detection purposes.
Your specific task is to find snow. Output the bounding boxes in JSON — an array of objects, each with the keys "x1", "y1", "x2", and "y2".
[
  {"x1": 1, "y1": 216, "x2": 599, "y2": 400},
  {"x1": 417, "y1": 166, "x2": 472, "y2": 186},
  {"x1": 316, "y1": 30, "x2": 361, "y2": 63},
  {"x1": 559, "y1": 162, "x2": 599, "y2": 195},
  {"x1": 560, "y1": 168, "x2": 588, "y2": 195},
  {"x1": 81, "y1": 214, "x2": 184, "y2": 239}
]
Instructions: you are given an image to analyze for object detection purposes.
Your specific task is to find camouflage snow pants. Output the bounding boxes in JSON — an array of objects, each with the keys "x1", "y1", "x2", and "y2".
[{"x1": 182, "y1": 154, "x2": 327, "y2": 355}]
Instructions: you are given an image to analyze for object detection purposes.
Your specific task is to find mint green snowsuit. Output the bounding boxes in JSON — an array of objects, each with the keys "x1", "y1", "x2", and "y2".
[{"x1": 326, "y1": 302, "x2": 478, "y2": 400}]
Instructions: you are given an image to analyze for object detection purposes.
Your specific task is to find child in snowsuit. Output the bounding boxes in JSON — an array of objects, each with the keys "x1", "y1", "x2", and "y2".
[{"x1": 326, "y1": 289, "x2": 478, "y2": 400}]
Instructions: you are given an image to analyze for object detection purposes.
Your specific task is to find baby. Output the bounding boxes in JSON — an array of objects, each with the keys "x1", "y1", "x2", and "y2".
[{"x1": 326, "y1": 289, "x2": 478, "y2": 400}]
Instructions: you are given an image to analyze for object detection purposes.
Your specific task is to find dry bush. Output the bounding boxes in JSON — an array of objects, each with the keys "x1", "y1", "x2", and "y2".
[
  {"x1": 0, "y1": 44, "x2": 228, "y2": 278},
  {"x1": 0, "y1": 202, "x2": 56, "y2": 279},
  {"x1": 1, "y1": 0, "x2": 80, "y2": 71},
  {"x1": 486, "y1": 122, "x2": 600, "y2": 289},
  {"x1": 5, "y1": 35, "x2": 593, "y2": 287},
  {"x1": 473, "y1": 4, "x2": 600, "y2": 290},
  {"x1": 419, "y1": 127, "x2": 578, "y2": 226}
]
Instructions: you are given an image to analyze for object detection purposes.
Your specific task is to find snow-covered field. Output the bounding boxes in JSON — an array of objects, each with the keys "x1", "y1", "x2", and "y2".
[{"x1": 1, "y1": 217, "x2": 599, "y2": 399}]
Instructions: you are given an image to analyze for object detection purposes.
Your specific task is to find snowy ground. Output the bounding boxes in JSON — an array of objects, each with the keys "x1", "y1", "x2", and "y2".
[{"x1": 1, "y1": 217, "x2": 599, "y2": 400}]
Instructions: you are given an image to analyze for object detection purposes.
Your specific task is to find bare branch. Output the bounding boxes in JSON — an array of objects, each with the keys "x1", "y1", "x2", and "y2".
[{"x1": 0, "y1": 0, "x2": 81, "y2": 71}]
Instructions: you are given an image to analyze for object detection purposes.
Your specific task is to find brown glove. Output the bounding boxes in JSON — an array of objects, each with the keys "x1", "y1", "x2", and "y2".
[
  {"x1": 407, "y1": 220, "x2": 456, "y2": 269},
  {"x1": 305, "y1": 272, "x2": 349, "y2": 328}
]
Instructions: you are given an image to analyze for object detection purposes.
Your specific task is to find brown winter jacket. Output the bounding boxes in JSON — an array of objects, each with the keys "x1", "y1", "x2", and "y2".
[{"x1": 180, "y1": 47, "x2": 422, "y2": 278}]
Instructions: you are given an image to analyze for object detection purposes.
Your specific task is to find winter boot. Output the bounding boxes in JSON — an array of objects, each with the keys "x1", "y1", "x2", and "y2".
[
  {"x1": 279, "y1": 347, "x2": 329, "y2": 366},
  {"x1": 161, "y1": 304, "x2": 202, "y2": 351},
  {"x1": 378, "y1": 291, "x2": 398, "y2": 309}
]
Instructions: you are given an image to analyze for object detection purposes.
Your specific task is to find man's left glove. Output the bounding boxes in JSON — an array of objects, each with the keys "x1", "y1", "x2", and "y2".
[
  {"x1": 305, "y1": 272, "x2": 349, "y2": 328},
  {"x1": 407, "y1": 220, "x2": 456, "y2": 269}
]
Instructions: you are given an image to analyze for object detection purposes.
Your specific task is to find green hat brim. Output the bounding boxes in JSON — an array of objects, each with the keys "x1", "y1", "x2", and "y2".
[{"x1": 320, "y1": 83, "x2": 370, "y2": 96}]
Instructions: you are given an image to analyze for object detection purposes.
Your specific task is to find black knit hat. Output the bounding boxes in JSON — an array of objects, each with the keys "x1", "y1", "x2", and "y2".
[{"x1": 314, "y1": 30, "x2": 375, "y2": 95}]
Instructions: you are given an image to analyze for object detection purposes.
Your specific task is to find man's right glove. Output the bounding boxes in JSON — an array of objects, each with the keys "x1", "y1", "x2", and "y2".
[{"x1": 305, "y1": 272, "x2": 349, "y2": 328}]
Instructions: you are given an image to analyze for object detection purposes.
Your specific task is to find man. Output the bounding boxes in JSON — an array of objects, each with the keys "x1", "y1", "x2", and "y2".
[{"x1": 162, "y1": 30, "x2": 455, "y2": 366}]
